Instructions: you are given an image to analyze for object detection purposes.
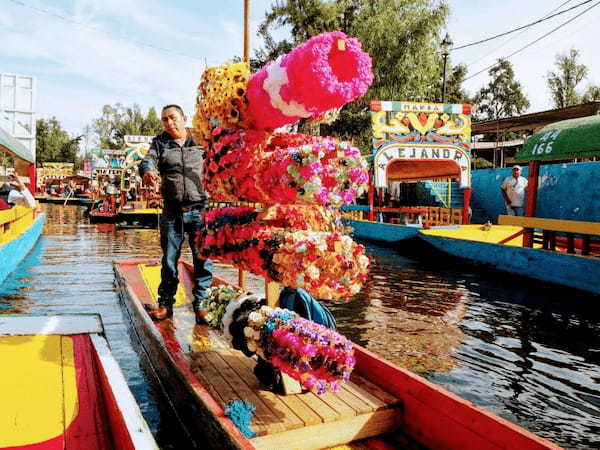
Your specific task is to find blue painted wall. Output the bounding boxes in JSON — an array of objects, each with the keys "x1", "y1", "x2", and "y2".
[{"x1": 471, "y1": 161, "x2": 600, "y2": 223}]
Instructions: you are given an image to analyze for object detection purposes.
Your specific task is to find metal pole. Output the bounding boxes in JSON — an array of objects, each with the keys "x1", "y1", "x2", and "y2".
[
  {"x1": 243, "y1": 0, "x2": 250, "y2": 62},
  {"x1": 441, "y1": 53, "x2": 448, "y2": 104}
]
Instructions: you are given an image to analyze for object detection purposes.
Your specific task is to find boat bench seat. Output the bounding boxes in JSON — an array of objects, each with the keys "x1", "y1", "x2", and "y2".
[{"x1": 498, "y1": 215, "x2": 600, "y2": 236}]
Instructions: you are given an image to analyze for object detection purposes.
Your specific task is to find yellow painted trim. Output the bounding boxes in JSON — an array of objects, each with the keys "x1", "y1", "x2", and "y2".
[
  {"x1": 0, "y1": 206, "x2": 37, "y2": 247},
  {"x1": 421, "y1": 225, "x2": 526, "y2": 247},
  {"x1": 498, "y1": 215, "x2": 600, "y2": 235},
  {"x1": 0, "y1": 335, "x2": 77, "y2": 446},
  {"x1": 138, "y1": 263, "x2": 189, "y2": 307},
  {"x1": 119, "y1": 208, "x2": 162, "y2": 214}
]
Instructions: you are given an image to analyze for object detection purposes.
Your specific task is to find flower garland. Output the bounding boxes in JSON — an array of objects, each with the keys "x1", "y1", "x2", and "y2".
[
  {"x1": 200, "y1": 289, "x2": 356, "y2": 394},
  {"x1": 257, "y1": 205, "x2": 343, "y2": 232},
  {"x1": 199, "y1": 207, "x2": 370, "y2": 300},
  {"x1": 192, "y1": 61, "x2": 250, "y2": 146},
  {"x1": 204, "y1": 128, "x2": 369, "y2": 206},
  {"x1": 246, "y1": 31, "x2": 373, "y2": 130},
  {"x1": 244, "y1": 306, "x2": 355, "y2": 394},
  {"x1": 201, "y1": 284, "x2": 244, "y2": 329}
]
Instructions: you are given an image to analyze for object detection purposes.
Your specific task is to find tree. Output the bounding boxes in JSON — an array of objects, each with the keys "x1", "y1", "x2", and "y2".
[
  {"x1": 36, "y1": 118, "x2": 82, "y2": 164},
  {"x1": 256, "y1": 0, "x2": 451, "y2": 152},
  {"x1": 92, "y1": 104, "x2": 163, "y2": 149},
  {"x1": 582, "y1": 85, "x2": 600, "y2": 102},
  {"x1": 546, "y1": 48, "x2": 588, "y2": 109},
  {"x1": 473, "y1": 59, "x2": 530, "y2": 121},
  {"x1": 433, "y1": 63, "x2": 472, "y2": 104}
]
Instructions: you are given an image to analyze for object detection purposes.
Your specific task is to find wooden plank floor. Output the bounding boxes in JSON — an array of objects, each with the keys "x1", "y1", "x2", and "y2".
[{"x1": 132, "y1": 262, "x2": 403, "y2": 449}]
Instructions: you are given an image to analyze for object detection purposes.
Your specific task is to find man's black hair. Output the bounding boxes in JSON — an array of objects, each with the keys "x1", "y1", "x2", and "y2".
[{"x1": 161, "y1": 104, "x2": 185, "y2": 117}]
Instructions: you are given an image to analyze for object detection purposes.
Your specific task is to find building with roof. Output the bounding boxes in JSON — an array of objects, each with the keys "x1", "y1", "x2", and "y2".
[{"x1": 472, "y1": 101, "x2": 600, "y2": 167}]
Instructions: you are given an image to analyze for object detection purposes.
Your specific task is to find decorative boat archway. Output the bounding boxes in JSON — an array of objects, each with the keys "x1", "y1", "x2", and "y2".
[{"x1": 368, "y1": 101, "x2": 473, "y2": 224}]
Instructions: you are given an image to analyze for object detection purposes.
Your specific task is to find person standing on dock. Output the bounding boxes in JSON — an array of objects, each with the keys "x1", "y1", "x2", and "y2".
[
  {"x1": 500, "y1": 165, "x2": 528, "y2": 216},
  {"x1": 139, "y1": 104, "x2": 213, "y2": 324}
]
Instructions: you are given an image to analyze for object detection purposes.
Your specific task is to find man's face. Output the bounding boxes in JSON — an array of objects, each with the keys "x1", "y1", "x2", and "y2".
[
  {"x1": 161, "y1": 107, "x2": 187, "y2": 139},
  {"x1": 512, "y1": 168, "x2": 521, "y2": 178}
]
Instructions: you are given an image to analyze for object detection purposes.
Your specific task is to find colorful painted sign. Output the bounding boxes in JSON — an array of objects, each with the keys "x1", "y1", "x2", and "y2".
[
  {"x1": 371, "y1": 101, "x2": 472, "y2": 188},
  {"x1": 37, "y1": 162, "x2": 74, "y2": 187},
  {"x1": 90, "y1": 137, "x2": 151, "y2": 182}
]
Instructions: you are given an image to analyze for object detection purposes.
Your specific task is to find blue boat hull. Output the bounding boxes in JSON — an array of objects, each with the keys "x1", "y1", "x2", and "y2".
[
  {"x1": 0, "y1": 213, "x2": 45, "y2": 286},
  {"x1": 346, "y1": 219, "x2": 421, "y2": 243},
  {"x1": 419, "y1": 233, "x2": 600, "y2": 295}
]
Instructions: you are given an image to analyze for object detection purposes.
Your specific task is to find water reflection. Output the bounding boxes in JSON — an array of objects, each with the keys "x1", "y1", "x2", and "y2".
[
  {"x1": 0, "y1": 204, "x2": 598, "y2": 448},
  {"x1": 336, "y1": 240, "x2": 600, "y2": 448},
  {"x1": 330, "y1": 259, "x2": 468, "y2": 373}
]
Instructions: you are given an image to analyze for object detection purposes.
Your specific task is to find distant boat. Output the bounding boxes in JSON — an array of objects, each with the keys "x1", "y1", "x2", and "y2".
[
  {"x1": 0, "y1": 206, "x2": 45, "y2": 286},
  {"x1": 114, "y1": 258, "x2": 558, "y2": 449},
  {"x1": 0, "y1": 314, "x2": 157, "y2": 449},
  {"x1": 36, "y1": 195, "x2": 96, "y2": 207},
  {"x1": 346, "y1": 217, "x2": 424, "y2": 242},
  {"x1": 420, "y1": 115, "x2": 600, "y2": 296},
  {"x1": 420, "y1": 224, "x2": 600, "y2": 295},
  {"x1": 89, "y1": 203, "x2": 119, "y2": 224},
  {"x1": 117, "y1": 206, "x2": 161, "y2": 228}
]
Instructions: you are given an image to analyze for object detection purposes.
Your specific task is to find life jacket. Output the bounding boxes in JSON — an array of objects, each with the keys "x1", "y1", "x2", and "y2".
[{"x1": 278, "y1": 287, "x2": 337, "y2": 330}]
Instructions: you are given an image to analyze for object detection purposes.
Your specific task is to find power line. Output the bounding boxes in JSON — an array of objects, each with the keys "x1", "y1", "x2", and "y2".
[
  {"x1": 463, "y1": 0, "x2": 600, "y2": 81},
  {"x1": 452, "y1": 0, "x2": 594, "y2": 51},
  {"x1": 465, "y1": 0, "x2": 574, "y2": 67},
  {"x1": 5, "y1": 0, "x2": 205, "y2": 61}
]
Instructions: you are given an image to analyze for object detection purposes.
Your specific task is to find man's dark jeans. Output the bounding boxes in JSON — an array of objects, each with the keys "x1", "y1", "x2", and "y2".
[{"x1": 158, "y1": 208, "x2": 213, "y2": 310}]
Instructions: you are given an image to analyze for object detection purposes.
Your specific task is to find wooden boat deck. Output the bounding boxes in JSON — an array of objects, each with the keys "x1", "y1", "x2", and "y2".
[
  {"x1": 118, "y1": 261, "x2": 402, "y2": 449},
  {"x1": 117, "y1": 259, "x2": 559, "y2": 450}
]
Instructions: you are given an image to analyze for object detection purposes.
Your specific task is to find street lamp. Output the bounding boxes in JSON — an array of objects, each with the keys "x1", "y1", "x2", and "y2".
[{"x1": 441, "y1": 33, "x2": 453, "y2": 104}]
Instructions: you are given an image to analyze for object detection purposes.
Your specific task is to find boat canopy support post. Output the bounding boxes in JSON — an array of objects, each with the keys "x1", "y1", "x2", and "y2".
[
  {"x1": 523, "y1": 160, "x2": 540, "y2": 247},
  {"x1": 462, "y1": 187, "x2": 472, "y2": 224},
  {"x1": 238, "y1": 269, "x2": 245, "y2": 290},
  {"x1": 368, "y1": 180, "x2": 375, "y2": 221},
  {"x1": 265, "y1": 280, "x2": 280, "y2": 307},
  {"x1": 28, "y1": 163, "x2": 36, "y2": 195}
]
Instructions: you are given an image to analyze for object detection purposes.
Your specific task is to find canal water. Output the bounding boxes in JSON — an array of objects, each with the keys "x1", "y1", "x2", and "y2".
[{"x1": 1, "y1": 204, "x2": 598, "y2": 449}]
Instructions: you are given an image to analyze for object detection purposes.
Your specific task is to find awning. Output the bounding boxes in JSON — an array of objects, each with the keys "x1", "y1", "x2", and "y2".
[
  {"x1": 386, "y1": 159, "x2": 461, "y2": 182},
  {"x1": 0, "y1": 125, "x2": 35, "y2": 164},
  {"x1": 516, "y1": 115, "x2": 600, "y2": 162}
]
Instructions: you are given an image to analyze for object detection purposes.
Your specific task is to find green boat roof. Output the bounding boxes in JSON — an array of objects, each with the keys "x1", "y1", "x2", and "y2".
[
  {"x1": 0, "y1": 125, "x2": 34, "y2": 164},
  {"x1": 516, "y1": 114, "x2": 600, "y2": 162}
]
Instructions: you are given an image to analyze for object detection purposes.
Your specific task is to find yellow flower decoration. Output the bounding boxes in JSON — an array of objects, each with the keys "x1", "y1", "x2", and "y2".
[{"x1": 192, "y1": 61, "x2": 251, "y2": 145}]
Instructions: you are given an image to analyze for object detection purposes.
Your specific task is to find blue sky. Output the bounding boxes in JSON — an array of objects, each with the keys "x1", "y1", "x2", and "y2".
[{"x1": 1, "y1": 0, "x2": 599, "y2": 140}]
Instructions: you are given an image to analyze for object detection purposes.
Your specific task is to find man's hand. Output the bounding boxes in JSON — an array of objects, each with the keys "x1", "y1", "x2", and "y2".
[
  {"x1": 143, "y1": 171, "x2": 159, "y2": 187},
  {"x1": 8, "y1": 173, "x2": 25, "y2": 192}
]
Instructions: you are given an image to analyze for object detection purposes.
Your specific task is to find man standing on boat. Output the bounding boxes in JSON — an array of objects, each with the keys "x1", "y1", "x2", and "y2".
[
  {"x1": 500, "y1": 165, "x2": 528, "y2": 216},
  {"x1": 139, "y1": 104, "x2": 213, "y2": 324}
]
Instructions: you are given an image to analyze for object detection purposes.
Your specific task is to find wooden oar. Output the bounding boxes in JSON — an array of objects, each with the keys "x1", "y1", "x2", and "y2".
[{"x1": 63, "y1": 189, "x2": 74, "y2": 206}]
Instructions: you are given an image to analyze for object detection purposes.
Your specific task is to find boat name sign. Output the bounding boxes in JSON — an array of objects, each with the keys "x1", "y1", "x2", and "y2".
[{"x1": 373, "y1": 144, "x2": 470, "y2": 188}]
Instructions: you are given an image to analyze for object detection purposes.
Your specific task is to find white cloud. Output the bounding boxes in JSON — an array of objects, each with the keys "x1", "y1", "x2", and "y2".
[
  {"x1": 5, "y1": 0, "x2": 597, "y2": 140},
  {"x1": 448, "y1": 0, "x2": 600, "y2": 111}
]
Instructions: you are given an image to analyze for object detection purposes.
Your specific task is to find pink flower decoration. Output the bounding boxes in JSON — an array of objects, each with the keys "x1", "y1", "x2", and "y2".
[{"x1": 247, "y1": 31, "x2": 373, "y2": 130}]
